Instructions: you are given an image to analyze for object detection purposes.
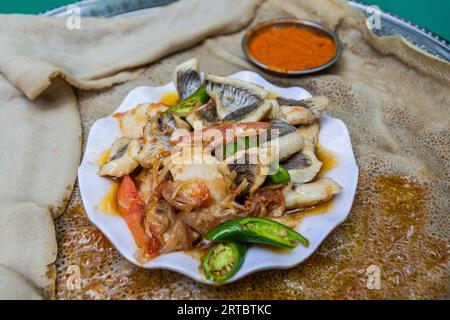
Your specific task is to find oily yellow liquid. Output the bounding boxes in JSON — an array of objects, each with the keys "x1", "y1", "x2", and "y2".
[
  {"x1": 97, "y1": 148, "x2": 111, "y2": 166},
  {"x1": 276, "y1": 199, "x2": 335, "y2": 228},
  {"x1": 97, "y1": 148, "x2": 121, "y2": 216},
  {"x1": 98, "y1": 180, "x2": 120, "y2": 216},
  {"x1": 316, "y1": 143, "x2": 339, "y2": 176},
  {"x1": 160, "y1": 92, "x2": 179, "y2": 106},
  {"x1": 267, "y1": 92, "x2": 279, "y2": 99}
]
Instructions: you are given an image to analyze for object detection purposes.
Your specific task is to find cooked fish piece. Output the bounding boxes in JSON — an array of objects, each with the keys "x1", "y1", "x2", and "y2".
[
  {"x1": 117, "y1": 103, "x2": 168, "y2": 138},
  {"x1": 223, "y1": 100, "x2": 272, "y2": 122},
  {"x1": 143, "y1": 117, "x2": 162, "y2": 139},
  {"x1": 138, "y1": 113, "x2": 188, "y2": 169},
  {"x1": 267, "y1": 119, "x2": 297, "y2": 137},
  {"x1": 277, "y1": 96, "x2": 329, "y2": 116},
  {"x1": 298, "y1": 122, "x2": 320, "y2": 146},
  {"x1": 276, "y1": 131, "x2": 305, "y2": 162},
  {"x1": 174, "y1": 58, "x2": 202, "y2": 100},
  {"x1": 225, "y1": 147, "x2": 275, "y2": 195},
  {"x1": 143, "y1": 114, "x2": 190, "y2": 150},
  {"x1": 204, "y1": 74, "x2": 271, "y2": 122},
  {"x1": 268, "y1": 98, "x2": 281, "y2": 120},
  {"x1": 99, "y1": 137, "x2": 140, "y2": 177},
  {"x1": 285, "y1": 177, "x2": 341, "y2": 209},
  {"x1": 276, "y1": 96, "x2": 329, "y2": 125},
  {"x1": 283, "y1": 140, "x2": 322, "y2": 184},
  {"x1": 227, "y1": 162, "x2": 260, "y2": 194},
  {"x1": 279, "y1": 106, "x2": 316, "y2": 125},
  {"x1": 135, "y1": 137, "x2": 171, "y2": 169},
  {"x1": 158, "y1": 113, "x2": 191, "y2": 135},
  {"x1": 261, "y1": 120, "x2": 305, "y2": 161},
  {"x1": 169, "y1": 150, "x2": 229, "y2": 202},
  {"x1": 186, "y1": 99, "x2": 220, "y2": 128},
  {"x1": 284, "y1": 122, "x2": 322, "y2": 183}
]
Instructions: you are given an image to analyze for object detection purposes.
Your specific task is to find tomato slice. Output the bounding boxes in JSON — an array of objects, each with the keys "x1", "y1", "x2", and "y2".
[{"x1": 117, "y1": 176, "x2": 159, "y2": 255}]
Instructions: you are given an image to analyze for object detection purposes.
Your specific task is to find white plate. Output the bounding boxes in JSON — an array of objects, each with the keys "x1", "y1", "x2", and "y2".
[{"x1": 78, "y1": 71, "x2": 359, "y2": 284}]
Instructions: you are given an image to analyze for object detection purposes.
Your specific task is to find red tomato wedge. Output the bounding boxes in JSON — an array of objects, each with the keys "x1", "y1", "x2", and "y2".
[{"x1": 117, "y1": 175, "x2": 159, "y2": 255}]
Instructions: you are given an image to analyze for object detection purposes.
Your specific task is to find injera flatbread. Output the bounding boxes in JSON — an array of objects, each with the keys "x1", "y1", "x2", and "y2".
[
  {"x1": 54, "y1": 0, "x2": 449, "y2": 299},
  {"x1": 0, "y1": 264, "x2": 42, "y2": 300},
  {"x1": 0, "y1": 0, "x2": 262, "y2": 299},
  {"x1": 0, "y1": 76, "x2": 80, "y2": 218},
  {"x1": 0, "y1": 202, "x2": 57, "y2": 298},
  {"x1": 0, "y1": 0, "x2": 262, "y2": 99},
  {"x1": 0, "y1": 0, "x2": 448, "y2": 299},
  {"x1": 0, "y1": 75, "x2": 78, "y2": 298}
]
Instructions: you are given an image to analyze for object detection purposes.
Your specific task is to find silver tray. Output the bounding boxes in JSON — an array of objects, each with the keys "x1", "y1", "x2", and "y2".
[{"x1": 43, "y1": 0, "x2": 449, "y2": 62}]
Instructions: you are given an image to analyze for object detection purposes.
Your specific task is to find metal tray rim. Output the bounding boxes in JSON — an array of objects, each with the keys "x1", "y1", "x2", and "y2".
[{"x1": 42, "y1": 1, "x2": 449, "y2": 61}]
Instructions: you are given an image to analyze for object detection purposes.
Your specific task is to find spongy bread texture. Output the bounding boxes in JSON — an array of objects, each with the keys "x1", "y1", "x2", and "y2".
[{"x1": 56, "y1": 0, "x2": 449, "y2": 299}]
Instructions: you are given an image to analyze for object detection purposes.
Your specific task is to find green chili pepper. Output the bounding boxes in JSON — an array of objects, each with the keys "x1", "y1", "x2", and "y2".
[
  {"x1": 164, "y1": 85, "x2": 209, "y2": 116},
  {"x1": 269, "y1": 164, "x2": 291, "y2": 184},
  {"x1": 201, "y1": 242, "x2": 246, "y2": 283},
  {"x1": 205, "y1": 217, "x2": 309, "y2": 249},
  {"x1": 224, "y1": 136, "x2": 258, "y2": 158},
  {"x1": 224, "y1": 141, "x2": 239, "y2": 158},
  {"x1": 223, "y1": 138, "x2": 290, "y2": 183}
]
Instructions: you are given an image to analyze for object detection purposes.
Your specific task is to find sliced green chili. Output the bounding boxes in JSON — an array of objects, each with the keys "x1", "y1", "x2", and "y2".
[
  {"x1": 270, "y1": 164, "x2": 291, "y2": 184},
  {"x1": 205, "y1": 217, "x2": 309, "y2": 249},
  {"x1": 201, "y1": 242, "x2": 246, "y2": 283},
  {"x1": 164, "y1": 85, "x2": 209, "y2": 116},
  {"x1": 224, "y1": 136, "x2": 258, "y2": 158}
]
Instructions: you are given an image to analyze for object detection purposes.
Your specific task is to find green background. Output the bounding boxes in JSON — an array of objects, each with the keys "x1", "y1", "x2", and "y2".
[{"x1": 0, "y1": 0, "x2": 449, "y2": 40}]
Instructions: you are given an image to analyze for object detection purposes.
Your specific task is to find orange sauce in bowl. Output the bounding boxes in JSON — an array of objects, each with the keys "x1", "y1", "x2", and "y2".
[{"x1": 248, "y1": 25, "x2": 337, "y2": 72}]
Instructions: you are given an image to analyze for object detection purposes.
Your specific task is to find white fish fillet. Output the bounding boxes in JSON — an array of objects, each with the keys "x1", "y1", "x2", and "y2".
[{"x1": 285, "y1": 177, "x2": 341, "y2": 209}]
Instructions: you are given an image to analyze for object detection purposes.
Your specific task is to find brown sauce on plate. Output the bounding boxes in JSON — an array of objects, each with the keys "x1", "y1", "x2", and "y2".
[
  {"x1": 316, "y1": 143, "x2": 339, "y2": 176},
  {"x1": 98, "y1": 181, "x2": 120, "y2": 216}
]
